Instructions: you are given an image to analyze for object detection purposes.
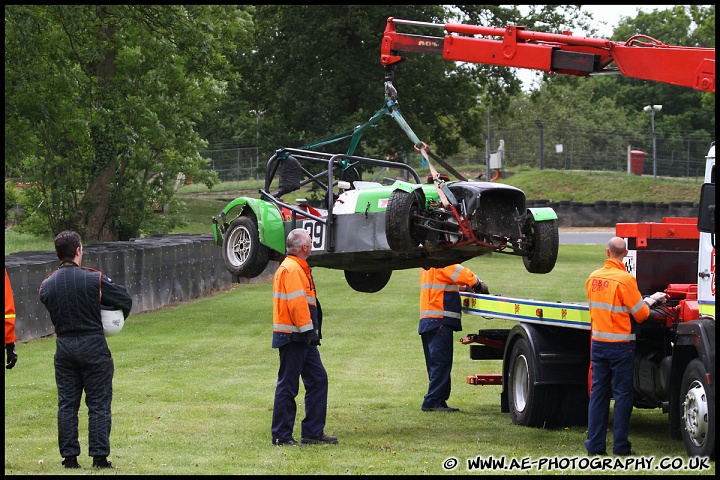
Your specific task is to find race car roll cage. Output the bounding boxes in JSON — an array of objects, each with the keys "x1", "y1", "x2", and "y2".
[{"x1": 258, "y1": 148, "x2": 422, "y2": 253}]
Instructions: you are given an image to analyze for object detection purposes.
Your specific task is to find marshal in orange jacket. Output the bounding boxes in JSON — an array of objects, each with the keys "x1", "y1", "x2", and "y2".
[
  {"x1": 419, "y1": 264, "x2": 479, "y2": 333},
  {"x1": 272, "y1": 255, "x2": 318, "y2": 348},
  {"x1": 5, "y1": 268, "x2": 16, "y2": 345},
  {"x1": 585, "y1": 258, "x2": 650, "y2": 343}
]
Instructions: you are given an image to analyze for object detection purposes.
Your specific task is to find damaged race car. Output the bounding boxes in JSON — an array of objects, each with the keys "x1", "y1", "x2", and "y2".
[{"x1": 212, "y1": 146, "x2": 558, "y2": 293}]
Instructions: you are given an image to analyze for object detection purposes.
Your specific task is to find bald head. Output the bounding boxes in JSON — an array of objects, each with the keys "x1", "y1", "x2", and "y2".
[{"x1": 606, "y1": 236, "x2": 628, "y2": 260}]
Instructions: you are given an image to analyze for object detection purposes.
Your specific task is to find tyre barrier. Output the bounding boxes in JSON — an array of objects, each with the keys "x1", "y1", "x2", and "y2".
[{"x1": 527, "y1": 200, "x2": 699, "y2": 227}]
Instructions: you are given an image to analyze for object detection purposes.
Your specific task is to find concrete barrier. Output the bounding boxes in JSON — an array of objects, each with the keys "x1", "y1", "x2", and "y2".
[{"x1": 4, "y1": 234, "x2": 274, "y2": 342}]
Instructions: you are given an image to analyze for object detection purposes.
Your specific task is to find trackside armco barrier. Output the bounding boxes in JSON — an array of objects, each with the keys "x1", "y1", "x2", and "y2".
[{"x1": 4, "y1": 234, "x2": 275, "y2": 343}]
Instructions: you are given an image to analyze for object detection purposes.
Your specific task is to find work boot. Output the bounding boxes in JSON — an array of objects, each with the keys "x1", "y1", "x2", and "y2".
[
  {"x1": 92, "y1": 456, "x2": 114, "y2": 468},
  {"x1": 422, "y1": 406, "x2": 460, "y2": 412},
  {"x1": 273, "y1": 439, "x2": 305, "y2": 447},
  {"x1": 62, "y1": 457, "x2": 81, "y2": 469},
  {"x1": 301, "y1": 434, "x2": 338, "y2": 445}
]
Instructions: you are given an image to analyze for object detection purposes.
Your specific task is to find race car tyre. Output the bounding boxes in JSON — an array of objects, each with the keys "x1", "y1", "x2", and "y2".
[
  {"x1": 507, "y1": 338, "x2": 556, "y2": 428},
  {"x1": 680, "y1": 358, "x2": 715, "y2": 460},
  {"x1": 386, "y1": 189, "x2": 422, "y2": 251},
  {"x1": 343, "y1": 270, "x2": 392, "y2": 293},
  {"x1": 523, "y1": 218, "x2": 559, "y2": 274},
  {"x1": 222, "y1": 216, "x2": 270, "y2": 278}
]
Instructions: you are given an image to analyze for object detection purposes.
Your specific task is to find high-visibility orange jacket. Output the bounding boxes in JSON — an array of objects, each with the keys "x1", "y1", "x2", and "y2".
[
  {"x1": 585, "y1": 258, "x2": 650, "y2": 343},
  {"x1": 5, "y1": 268, "x2": 17, "y2": 345},
  {"x1": 272, "y1": 255, "x2": 317, "y2": 348},
  {"x1": 419, "y1": 264, "x2": 478, "y2": 333}
]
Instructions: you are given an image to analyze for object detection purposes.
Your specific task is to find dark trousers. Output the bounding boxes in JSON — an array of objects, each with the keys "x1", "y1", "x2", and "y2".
[
  {"x1": 54, "y1": 335, "x2": 114, "y2": 458},
  {"x1": 585, "y1": 340, "x2": 635, "y2": 455},
  {"x1": 271, "y1": 342, "x2": 328, "y2": 443},
  {"x1": 421, "y1": 325, "x2": 454, "y2": 409}
]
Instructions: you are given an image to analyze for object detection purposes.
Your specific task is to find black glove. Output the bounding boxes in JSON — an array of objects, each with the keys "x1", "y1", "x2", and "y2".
[
  {"x1": 307, "y1": 330, "x2": 321, "y2": 346},
  {"x1": 6, "y1": 343, "x2": 18, "y2": 370},
  {"x1": 471, "y1": 279, "x2": 489, "y2": 294}
]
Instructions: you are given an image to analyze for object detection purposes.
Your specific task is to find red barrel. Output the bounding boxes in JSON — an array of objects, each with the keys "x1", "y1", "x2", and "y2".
[{"x1": 629, "y1": 150, "x2": 646, "y2": 175}]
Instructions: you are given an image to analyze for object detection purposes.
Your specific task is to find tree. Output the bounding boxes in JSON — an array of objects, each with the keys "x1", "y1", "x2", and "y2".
[
  {"x1": 591, "y1": 6, "x2": 715, "y2": 136},
  {"x1": 4, "y1": 5, "x2": 254, "y2": 241},
  {"x1": 201, "y1": 5, "x2": 593, "y2": 165}
]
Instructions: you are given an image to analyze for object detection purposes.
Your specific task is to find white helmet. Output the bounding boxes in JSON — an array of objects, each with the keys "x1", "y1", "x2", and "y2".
[{"x1": 101, "y1": 308, "x2": 125, "y2": 337}]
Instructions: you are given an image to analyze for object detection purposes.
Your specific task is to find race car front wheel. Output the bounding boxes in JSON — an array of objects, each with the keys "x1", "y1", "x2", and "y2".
[
  {"x1": 386, "y1": 189, "x2": 423, "y2": 251},
  {"x1": 522, "y1": 218, "x2": 558, "y2": 274},
  {"x1": 222, "y1": 216, "x2": 270, "y2": 278}
]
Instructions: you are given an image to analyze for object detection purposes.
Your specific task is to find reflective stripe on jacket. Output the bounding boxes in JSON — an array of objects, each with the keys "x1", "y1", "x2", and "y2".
[
  {"x1": 272, "y1": 255, "x2": 317, "y2": 347},
  {"x1": 585, "y1": 258, "x2": 650, "y2": 343},
  {"x1": 419, "y1": 264, "x2": 478, "y2": 333}
]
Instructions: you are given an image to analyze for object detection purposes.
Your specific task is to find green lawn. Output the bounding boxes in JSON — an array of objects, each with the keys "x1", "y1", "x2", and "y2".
[{"x1": 4, "y1": 246, "x2": 713, "y2": 475}]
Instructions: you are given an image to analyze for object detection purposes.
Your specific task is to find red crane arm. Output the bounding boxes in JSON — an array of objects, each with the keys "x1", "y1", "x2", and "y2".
[{"x1": 380, "y1": 17, "x2": 715, "y2": 92}]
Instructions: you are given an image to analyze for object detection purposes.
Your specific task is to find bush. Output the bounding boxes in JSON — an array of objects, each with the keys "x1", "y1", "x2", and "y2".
[{"x1": 5, "y1": 181, "x2": 21, "y2": 227}]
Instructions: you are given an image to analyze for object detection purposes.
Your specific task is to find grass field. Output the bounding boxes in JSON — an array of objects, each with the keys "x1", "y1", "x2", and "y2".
[{"x1": 4, "y1": 246, "x2": 714, "y2": 475}]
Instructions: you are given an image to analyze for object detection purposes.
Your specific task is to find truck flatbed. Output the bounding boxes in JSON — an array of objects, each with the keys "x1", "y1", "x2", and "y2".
[{"x1": 460, "y1": 293, "x2": 590, "y2": 330}]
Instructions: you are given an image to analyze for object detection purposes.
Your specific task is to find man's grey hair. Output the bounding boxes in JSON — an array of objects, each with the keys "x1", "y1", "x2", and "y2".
[{"x1": 286, "y1": 228, "x2": 311, "y2": 254}]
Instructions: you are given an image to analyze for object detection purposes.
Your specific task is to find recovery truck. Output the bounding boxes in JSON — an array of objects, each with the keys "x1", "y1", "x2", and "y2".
[
  {"x1": 460, "y1": 150, "x2": 714, "y2": 460},
  {"x1": 379, "y1": 16, "x2": 715, "y2": 458}
]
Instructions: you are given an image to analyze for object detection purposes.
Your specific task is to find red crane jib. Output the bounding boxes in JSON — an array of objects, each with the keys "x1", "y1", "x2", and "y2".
[{"x1": 381, "y1": 17, "x2": 715, "y2": 93}]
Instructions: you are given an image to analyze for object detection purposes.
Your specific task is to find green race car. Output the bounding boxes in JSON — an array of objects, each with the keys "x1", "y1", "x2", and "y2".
[{"x1": 212, "y1": 147, "x2": 558, "y2": 293}]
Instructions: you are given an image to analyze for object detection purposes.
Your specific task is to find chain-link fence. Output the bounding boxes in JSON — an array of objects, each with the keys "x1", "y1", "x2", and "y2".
[
  {"x1": 201, "y1": 129, "x2": 713, "y2": 182},
  {"x1": 200, "y1": 146, "x2": 261, "y2": 182},
  {"x1": 483, "y1": 127, "x2": 711, "y2": 179}
]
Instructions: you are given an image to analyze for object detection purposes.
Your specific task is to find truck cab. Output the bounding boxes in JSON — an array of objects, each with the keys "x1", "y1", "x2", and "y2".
[{"x1": 697, "y1": 144, "x2": 715, "y2": 317}]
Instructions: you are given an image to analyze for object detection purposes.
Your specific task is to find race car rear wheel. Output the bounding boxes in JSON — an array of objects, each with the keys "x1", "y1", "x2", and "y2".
[
  {"x1": 344, "y1": 270, "x2": 392, "y2": 293},
  {"x1": 386, "y1": 189, "x2": 422, "y2": 251},
  {"x1": 222, "y1": 216, "x2": 270, "y2": 278},
  {"x1": 523, "y1": 218, "x2": 558, "y2": 274}
]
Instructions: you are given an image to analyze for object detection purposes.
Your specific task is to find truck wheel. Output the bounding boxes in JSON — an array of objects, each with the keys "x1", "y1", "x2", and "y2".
[
  {"x1": 222, "y1": 216, "x2": 270, "y2": 278},
  {"x1": 680, "y1": 359, "x2": 715, "y2": 460},
  {"x1": 507, "y1": 338, "x2": 554, "y2": 427},
  {"x1": 386, "y1": 189, "x2": 422, "y2": 251},
  {"x1": 344, "y1": 270, "x2": 392, "y2": 293},
  {"x1": 523, "y1": 218, "x2": 558, "y2": 274}
]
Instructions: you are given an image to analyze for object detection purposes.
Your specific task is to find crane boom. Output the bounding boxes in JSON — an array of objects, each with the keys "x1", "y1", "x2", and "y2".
[{"x1": 380, "y1": 17, "x2": 715, "y2": 92}]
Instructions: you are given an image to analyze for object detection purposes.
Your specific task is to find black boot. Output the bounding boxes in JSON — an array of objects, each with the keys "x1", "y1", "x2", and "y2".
[
  {"x1": 62, "y1": 456, "x2": 81, "y2": 469},
  {"x1": 92, "y1": 456, "x2": 113, "y2": 468}
]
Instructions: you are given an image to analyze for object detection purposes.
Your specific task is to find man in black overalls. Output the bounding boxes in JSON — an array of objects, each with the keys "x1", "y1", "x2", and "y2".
[{"x1": 39, "y1": 231, "x2": 132, "y2": 469}]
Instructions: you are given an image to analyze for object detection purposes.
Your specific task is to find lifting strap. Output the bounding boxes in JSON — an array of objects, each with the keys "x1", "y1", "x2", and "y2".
[{"x1": 298, "y1": 87, "x2": 467, "y2": 182}]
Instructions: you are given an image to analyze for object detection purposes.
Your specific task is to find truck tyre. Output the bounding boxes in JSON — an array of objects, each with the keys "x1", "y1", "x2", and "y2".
[
  {"x1": 523, "y1": 218, "x2": 558, "y2": 274},
  {"x1": 222, "y1": 216, "x2": 270, "y2": 278},
  {"x1": 344, "y1": 270, "x2": 392, "y2": 293},
  {"x1": 386, "y1": 189, "x2": 422, "y2": 251},
  {"x1": 507, "y1": 338, "x2": 555, "y2": 427},
  {"x1": 680, "y1": 358, "x2": 715, "y2": 460}
]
